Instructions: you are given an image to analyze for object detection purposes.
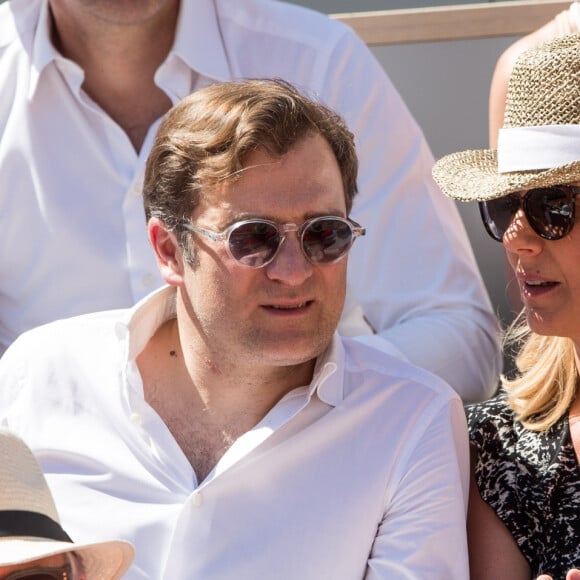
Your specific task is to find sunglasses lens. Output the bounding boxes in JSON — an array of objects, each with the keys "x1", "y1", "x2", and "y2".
[
  {"x1": 479, "y1": 196, "x2": 519, "y2": 242},
  {"x1": 228, "y1": 221, "x2": 280, "y2": 267},
  {"x1": 303, "y1": 218, "x2": 354, "y2": 263},
  {"x1": 13, "y1": 576, "x2": 62, "y2": 580},
  {"x1": 5, "y1": 567, "x2": 71, "y2": 580},
  {"x1": 526, "y1": 187, "x2": 575, "y2": 240},
  {"x1": 480, "y1": 187, "x2": 577, "y2": 242},
  {"x1": 224, "y1": 217, "x2": 360, "y2": 267}
]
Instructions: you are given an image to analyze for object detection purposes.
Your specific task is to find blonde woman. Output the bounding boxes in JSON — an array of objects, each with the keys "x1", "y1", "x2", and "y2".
[{"x1": 433, "y1": 35, "x2": 580, "y2": 580}]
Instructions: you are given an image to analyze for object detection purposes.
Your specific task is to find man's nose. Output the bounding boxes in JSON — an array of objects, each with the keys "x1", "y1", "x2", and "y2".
[{"x1": 265, "y1": 233, "x2": 313, "y2": 285}]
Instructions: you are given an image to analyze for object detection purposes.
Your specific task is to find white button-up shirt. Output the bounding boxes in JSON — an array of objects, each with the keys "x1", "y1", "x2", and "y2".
[
  {"x1": 0, "y1": 0, "x2": 501, "y2": 400},
  {"x1": 0, "y1": 286, "x2": 469, "y2": 579}
]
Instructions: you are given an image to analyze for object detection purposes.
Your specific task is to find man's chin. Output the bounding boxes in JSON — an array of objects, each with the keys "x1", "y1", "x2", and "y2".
[{"x1": 258, "y1": 338, "x2": 331, "y2": 367}]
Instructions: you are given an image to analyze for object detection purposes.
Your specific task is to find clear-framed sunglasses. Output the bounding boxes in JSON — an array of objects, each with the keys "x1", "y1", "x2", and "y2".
[{"x1": 181, "y1": 215, "x2": 365, "y2": 268}]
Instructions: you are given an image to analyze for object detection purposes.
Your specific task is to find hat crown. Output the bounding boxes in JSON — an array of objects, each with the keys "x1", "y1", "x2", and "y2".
[
  {"x1": 0, "y1": 431, "x2": 60, "y2": 523},
  {"x1": 432, "y1": 33, "x2": 580, "y2": 203},
  {"x1": 504, "y1": 33, "x2": 580, "y2": 128}
]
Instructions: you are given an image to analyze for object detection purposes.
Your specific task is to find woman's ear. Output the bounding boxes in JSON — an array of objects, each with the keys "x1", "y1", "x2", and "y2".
[{"x1": 147, "y1": 217, "x2": 185, "y2": 286}]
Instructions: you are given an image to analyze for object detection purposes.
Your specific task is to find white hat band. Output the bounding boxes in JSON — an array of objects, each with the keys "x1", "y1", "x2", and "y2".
[{"x1": 497, "y1": 125, "x2": 580, "y2": 173}]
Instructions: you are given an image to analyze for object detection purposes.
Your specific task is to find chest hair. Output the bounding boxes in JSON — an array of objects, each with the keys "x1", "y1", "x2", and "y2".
[{"x1": 148, "y1": 388, "x2": 248, "y2": 483}]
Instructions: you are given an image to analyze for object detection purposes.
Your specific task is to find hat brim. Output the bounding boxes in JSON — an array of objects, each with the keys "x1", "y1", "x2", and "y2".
[
  {"x1": 0, "y1": 538, "x2": 134, "y2": 580},
  {"x1": 432, "y1": 149, "x2": 580, "y2": 201}
]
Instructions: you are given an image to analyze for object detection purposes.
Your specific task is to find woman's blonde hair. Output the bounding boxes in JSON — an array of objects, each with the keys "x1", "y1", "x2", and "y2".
[{"x1": 502, "y1": 311, "x2": 578, "y2": 431}]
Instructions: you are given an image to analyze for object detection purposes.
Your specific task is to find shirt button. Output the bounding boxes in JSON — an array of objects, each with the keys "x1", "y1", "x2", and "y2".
[
  {"x1": 129, "y1": 412, "x2": 143, "y2": 426},
  {"x1": 191, "y1": 492, "x2": 203, "y2": 507}
]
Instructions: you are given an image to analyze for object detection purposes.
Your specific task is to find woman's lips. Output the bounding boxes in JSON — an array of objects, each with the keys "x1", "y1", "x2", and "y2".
[{"x1": 520, "y1": 277, "x2": 559, "y2": 298}]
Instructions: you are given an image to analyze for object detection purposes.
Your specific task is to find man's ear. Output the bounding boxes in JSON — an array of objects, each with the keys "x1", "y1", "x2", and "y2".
[{"x1": 148, "y1": 217, "x2": 185, "y2": 286}]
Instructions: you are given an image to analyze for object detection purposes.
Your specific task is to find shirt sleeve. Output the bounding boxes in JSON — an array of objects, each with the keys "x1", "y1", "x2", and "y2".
[
  {"x1": 321, "y1": 26, "x2": 501, "y2": 402},
  {"x1": 365, "y1": 397, "x2": 470, "y2": 579},
  {"x1": 0, "y1": 333, "x2": 26, "y2": 426}
]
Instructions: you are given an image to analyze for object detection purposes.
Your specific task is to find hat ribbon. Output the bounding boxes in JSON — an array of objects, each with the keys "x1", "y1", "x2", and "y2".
[
  {"x1": 497, "y1": 125, "x2": 580, "y2": 173},
  {"x1": 0, "y1": 510, "x2": 73, "y2": 542}
]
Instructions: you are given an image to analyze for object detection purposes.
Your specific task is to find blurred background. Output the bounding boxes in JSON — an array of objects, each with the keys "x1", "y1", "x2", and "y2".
[{"x1": 2, "y1": 0, "x2": 569, "y2": 349}]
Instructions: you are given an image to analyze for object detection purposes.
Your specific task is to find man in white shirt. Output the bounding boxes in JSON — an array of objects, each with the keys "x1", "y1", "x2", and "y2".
[
  {"x1": 0, "y1": 79, "x2": 469, "y2": 579},
  {"x1": 0, "y1": 0, "x2": 501, "y2": 401}
]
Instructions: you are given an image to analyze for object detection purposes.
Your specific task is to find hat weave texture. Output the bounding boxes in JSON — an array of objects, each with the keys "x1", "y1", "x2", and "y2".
[
  {"x1": 0, "y1": 430, "x2": 134, "y2": 578},
  {"x1": 432, "y1": 33, "x2": 580, "y2": 201}
]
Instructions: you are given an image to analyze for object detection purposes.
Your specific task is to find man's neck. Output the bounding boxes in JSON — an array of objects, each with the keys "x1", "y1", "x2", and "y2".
[
  {"x1": 48, "y1": 0, "x2": 180, "y2": 150},
  {"x1": 174, "y1": 319, "x2": 317, "y2": 421},
  {"x1": 138, "y1": 317, "x2": 317, "y2": 481}
]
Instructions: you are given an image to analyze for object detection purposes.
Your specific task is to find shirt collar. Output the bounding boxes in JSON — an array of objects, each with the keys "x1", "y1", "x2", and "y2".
[
  {"x1": 165, "y1": 0, "x2": 230, "y2": 84},
  {"x1": 28, "y1": 0, "x2": 62, "y2": 98},
  {"x1": 118, "y1": 285, "x2": 346, "y2": 407},
  {"x1": 28, "y1": 0, "x2": 232, "y2": 101},
  {"x1": 116, "y1": 285, "x2": 177, "y2": 362},
  {"x1": 305, "y1": 334, "x2": 345, "y2": 408}
]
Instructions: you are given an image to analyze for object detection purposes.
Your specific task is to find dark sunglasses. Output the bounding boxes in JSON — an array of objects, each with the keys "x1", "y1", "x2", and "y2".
[
  {"x1": 181, "y1": 215, "x2": 365, "y2": 268},
  {"x1": 479, "y1": 185, "x2": 580, "y2": 242},
  {"x1": 3, "y1": 562, "x2": 73, "y2": 580}
]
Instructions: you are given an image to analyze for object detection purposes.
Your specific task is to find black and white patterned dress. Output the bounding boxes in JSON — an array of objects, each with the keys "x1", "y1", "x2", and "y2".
[{"x1": 467, "y1": 395, "x2": 580, "y2": 580}]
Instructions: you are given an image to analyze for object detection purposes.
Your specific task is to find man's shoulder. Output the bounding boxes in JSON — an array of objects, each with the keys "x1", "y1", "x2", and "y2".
[
  {"x1": 331, "y1": 337, "x2": 465, "y2": 462},
  {"x1": 216, "y1": 0, "x2": 352, "y2": 51},
  {"x1": 3, "y1": 308, "x2": 128, "y2": 362},
  {"x1": 340, "y1": 335, "x2": 461, "y2": 406},
  {"x1": 0, "y1": 0, "x2": 42, "y2": 50}
]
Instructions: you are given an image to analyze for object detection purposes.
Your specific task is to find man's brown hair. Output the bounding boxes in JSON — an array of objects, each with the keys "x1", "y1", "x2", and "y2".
[{"x1": 143, "y1": 78, "x2": 358, "y2": 243}]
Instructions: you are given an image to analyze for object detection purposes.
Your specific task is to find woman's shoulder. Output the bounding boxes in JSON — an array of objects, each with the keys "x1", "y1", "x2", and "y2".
[
  {"x1": 466, "y1": 392, "x2": 570, "y2": 473},
  {"x1": 465, "y1": 393, "x2": 516, "y2": 440},
  {"x1": 464, "y1": 393, "x2": 559, "y2": 465}
]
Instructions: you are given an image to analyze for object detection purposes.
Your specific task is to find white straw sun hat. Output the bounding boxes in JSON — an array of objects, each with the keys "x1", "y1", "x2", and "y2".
[
  {"x1": 0, "y1": 430, "x2": 134, "y2": 578},
  {"x1": 432, "y1": 33, "x2": 580, "y2": 201}
]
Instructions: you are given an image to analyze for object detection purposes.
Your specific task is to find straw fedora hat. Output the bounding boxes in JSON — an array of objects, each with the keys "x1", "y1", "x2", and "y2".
[
  {"x1": 432, "y1": 33, "x2": 580, "y2": 201},
  {"x1": 0, "y1": 430, "x2": 134, "y2": 578}
]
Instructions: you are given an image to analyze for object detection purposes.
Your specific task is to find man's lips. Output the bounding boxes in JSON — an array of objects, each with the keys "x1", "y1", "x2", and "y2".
[{"x1": 261, "y1": 300, "x2": 314, "y2": 311}]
